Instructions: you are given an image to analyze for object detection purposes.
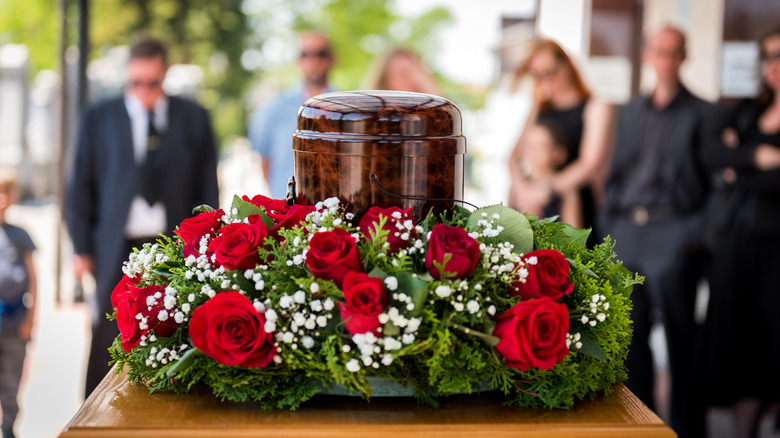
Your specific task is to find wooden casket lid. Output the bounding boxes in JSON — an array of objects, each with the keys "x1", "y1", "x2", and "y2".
[{"x1": 294, "y1": 90, "x2": 465, "y2": 156}]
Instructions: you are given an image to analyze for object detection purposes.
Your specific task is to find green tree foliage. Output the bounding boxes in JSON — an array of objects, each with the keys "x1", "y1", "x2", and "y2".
[
  {"x1": 0, "y1": 0, "x2": 474, "y2": 143},
  {"x1": 90, "y1": 0, "x2": 252, "y2": 141},
  {"x1": 0, "y1": 0, "x2": 61, "y2": 73},
  {"x1": 283, "y1": 0, "x2": 453, "y2": 91}
]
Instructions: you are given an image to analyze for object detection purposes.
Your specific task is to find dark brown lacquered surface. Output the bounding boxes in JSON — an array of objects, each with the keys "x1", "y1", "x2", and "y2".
[
  {"x1": 293, "y1": 91, "x2": 466, "y2": 221},
  {"x1": 59, "y1": 367, "x2": 676, "y2": 437}
]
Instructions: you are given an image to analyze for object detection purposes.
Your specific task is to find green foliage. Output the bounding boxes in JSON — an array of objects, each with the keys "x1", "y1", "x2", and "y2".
[
  {"x1": 467, "y1": 205, "x2": 533, "y2": 254},
  {"x1": 286, "y1": 0, "x2": 454, "y2": 92},
  {"x1": 109, "y1": 201, "x2": 638, "y2": 411}
]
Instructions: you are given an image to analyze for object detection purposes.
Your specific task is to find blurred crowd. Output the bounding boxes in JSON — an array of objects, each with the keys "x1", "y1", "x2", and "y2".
[{"x1": 1, "y1": 22, "x2": 779, "y2": 438}]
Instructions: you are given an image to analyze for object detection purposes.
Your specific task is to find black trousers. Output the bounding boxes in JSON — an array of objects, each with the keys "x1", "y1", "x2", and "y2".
[
  {"x1": 604, "y1": 215, "x2": 703, "y2": 437},
  {"x1": 84, "y1": 237, "x2": 157, "y2": 398}
]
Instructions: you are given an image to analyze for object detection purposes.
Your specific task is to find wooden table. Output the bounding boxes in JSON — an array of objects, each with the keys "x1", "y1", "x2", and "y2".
[{"x1": 60, "y1": 366, "x2": 676, "y2": 437}]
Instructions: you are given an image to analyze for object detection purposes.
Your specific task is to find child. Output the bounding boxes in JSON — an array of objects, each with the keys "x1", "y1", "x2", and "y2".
[
  {"x1": 516, "y1": 120, "x2": 583, "y2": 228},
  {"x1": 0, "y1": 167, "x2": 36, "y2": 438}
]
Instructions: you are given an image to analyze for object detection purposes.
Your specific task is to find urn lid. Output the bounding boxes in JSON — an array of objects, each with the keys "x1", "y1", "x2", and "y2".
[{"x1": 295, "y1": 90, "x2": 464, "y2": 149}]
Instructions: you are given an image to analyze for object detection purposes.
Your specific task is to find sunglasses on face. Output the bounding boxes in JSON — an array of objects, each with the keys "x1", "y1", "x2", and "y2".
[
  {"x1": 762, "y1": 49, "x2": 780, "y2": 62},
  {"x1": 130, "y1": 79, "x2": 163, "y2": 89},
  {"x1": 300, "y1": 49, "x2": 332, "y2": 59}
]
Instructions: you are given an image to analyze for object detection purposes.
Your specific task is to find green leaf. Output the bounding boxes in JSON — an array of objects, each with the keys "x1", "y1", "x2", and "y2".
[
  {"x1": 192, "y1": 204, "x2": 215, "y2": 214},
  {"x1": 421, "y1": 208, "x2": 437, "y2": 233},
  {"x1": 559, "y1": 223, "x2": 591, "y2": 249},
  {"x1": 467, "y1": 205, "x2": 533, "y2": 254},
  {"x1": 368, "y1": 267, "x2": 389, "y2": 281},
  {"x1": 382, "y1": 322, "x2": 401, "y2": 337},
  {"x1": 231, "y1": 195, "x2": 275, "y2": 228},
  {"x1": 395, "y1": 271, "x2": 429, "y2": 317},
  {"x1": 535, "y1": 215, "x2": 559, "y2": 225},
  {"x1": 566, "y1": 258, "x2": 599, "y2": 279},
  {"x1": 449, "y1": 322, "x2": 500, "y2": 347},
  {"x1": 232, "y1": 195, "x2": 262, "y2": 218},
  {"x1": 451, "y1": 204, "x2": 472, "y2": 222},
  {"x1": 152, "y1": 269, "x2": 172, "y2": 278},
  {"x1": 570, "y1": 332, "x2": 607, "y2": 363},
  {"x1": 232, "y1": 272, "x2": 256, "y2": 293},
  {"x1": 166, "y1": 348, "x2": 203, "y2": 377}
]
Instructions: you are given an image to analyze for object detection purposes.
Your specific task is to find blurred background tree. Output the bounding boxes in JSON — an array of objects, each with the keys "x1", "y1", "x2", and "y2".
[{"x1": 0, "y1": 0, "x2": 481, "y2": 146}]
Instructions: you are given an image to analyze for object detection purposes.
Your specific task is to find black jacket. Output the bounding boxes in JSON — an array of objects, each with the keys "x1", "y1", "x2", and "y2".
[
  {"x1": 703, "y1": 99, "x2": 780, "y2": 235},
  {"x1": 65, "y1": 95, "x2": 219, "y2": 308},
  {"x1": 605, "y1": 86, "x2": 716, "y2": 215}
]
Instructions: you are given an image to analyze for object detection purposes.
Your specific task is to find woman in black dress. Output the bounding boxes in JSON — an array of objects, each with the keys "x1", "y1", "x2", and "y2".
[
  {"x1": 698, "y1": 27, "x2": 780, "y2": 438},
  {"x1": 508, "y1": 39, "x2": 613, "y2": 244}
]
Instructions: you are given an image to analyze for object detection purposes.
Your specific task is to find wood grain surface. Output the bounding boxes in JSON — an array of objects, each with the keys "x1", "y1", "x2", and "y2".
[{"x1": 60, "y1": 366, "x2": 676, "y2": 437}]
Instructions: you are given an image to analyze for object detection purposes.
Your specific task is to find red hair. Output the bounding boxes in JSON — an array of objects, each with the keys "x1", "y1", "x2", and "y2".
[{"x1": 513, "y1": 39, "x2": 591, "y2": 110}]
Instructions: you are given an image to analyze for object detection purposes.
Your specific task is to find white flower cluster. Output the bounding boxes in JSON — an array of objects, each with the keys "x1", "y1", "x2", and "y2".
[
  {"x1": 386, "y1": 227, "x2": 426, "y2": 267},
  {"x1": 161, "y1": 286, "x2": 188, "y2": 324},
  {"x1": 387, "y1": 212, "x2": 426, "y2": 255},
  {"x1": 243, "y1": 268, "x2": 268, "y2": 291},
  {"x1": 136, "y1": 286, "x2": 191, "y2": 351},
  {"x1": 264, "y1": 284, "x2": 336, "y2": 352},
  {"x1": 579, "y1": 294, "x2": 609, "y2": 327},
  {"x1": 566, "y1": 332, "x2": 582, "y2": 350},
  {"x1": 480, "y1": 241, "x2": 525, "y2": 281},
  {"x1": 306, "y1": 197, "x2": 344, "y2": 230},
  {"x1": 123, "y1": 244, "x2": 170, "y2": 279},
  {"x1": 145, "y1": 344, "x2": 189, "y2": 369},
  {"x1": 344, "y1": 306, "x2": 421, "y2": 373},
  {"x1": 284, "y1": 235, "x2": 309, "y2": 267},
  {"x1": 433, "y1": 281, "x2": 496, "y2": 317},
  {"x1": 470, "y1": 212, "x2": 505, "y2": 239},
  {"x1": 183, "y1": 250, "x2": 228, "y2": 286}
]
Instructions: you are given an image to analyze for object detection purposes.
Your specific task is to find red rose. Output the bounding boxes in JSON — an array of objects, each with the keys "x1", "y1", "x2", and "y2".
[
  {"x1": 189, "y1": 291, "x2": 277, "y2": 368},
  {"x1": 359, "y1": 206, "x2": 416, "y2": 253},
  {"x1": 112, "y1": 280, "x2": 180, "y2": 352},
  {"x1": 425, "y1": 224, "x2": 480, "y2": 280},
  {"x1": 338, "y1": 271, "x2": 388, "y2": 335},
  {"x1": 111, "y1": 274, "x2": 138, "y2": 312},
  {"x1": 115, "y1": 297, "x2": 145, "y2": 352},
  {"x1": 493, "y1": 297, "x2": 570, "y2": 371},
  {"x1": 305, "y1": 227, "x2": 363, "y2": 287},
  {"x1": 208, "y1": 218, "x2": 268, "y2": 271},
  {"x1": 242, "y1": 194, "x2": 288, "y2": 214},
  {"x1": 175, "y1": 209, "x2": 224, "y2": 258},
  {"x1": 509, "y1": 249, "x2": 573, "y2": 300},
  {"x1": 269, "y1": 204, "x2": 316, "y2": 239}
]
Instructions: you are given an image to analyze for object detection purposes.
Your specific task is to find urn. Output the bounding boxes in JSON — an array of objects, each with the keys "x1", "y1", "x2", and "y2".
[{"x1": 292, "y1": 90, "x2": 466, "y2": 221}]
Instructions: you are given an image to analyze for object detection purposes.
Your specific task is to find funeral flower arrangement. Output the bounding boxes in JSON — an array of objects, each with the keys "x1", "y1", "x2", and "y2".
[{"x1": 109, "y1": 194, "x2": 640, "y2": 410}]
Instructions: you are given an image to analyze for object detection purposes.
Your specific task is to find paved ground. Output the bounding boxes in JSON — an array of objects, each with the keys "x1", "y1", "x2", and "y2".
[
  {"x1": 6, "y1": 201, "x2": 90, "y2": 438},
  {"x1": 2, "y1": 144, "x2": 779, "y2": 437}
]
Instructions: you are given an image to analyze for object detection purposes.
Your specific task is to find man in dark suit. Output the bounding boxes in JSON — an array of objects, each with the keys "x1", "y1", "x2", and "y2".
[
  {"x1": 65, "y1": 36, "x2": 219, "y2": 397},
  {"x1": 601, "y1": 26, "x2": 715, "y2": 437}
]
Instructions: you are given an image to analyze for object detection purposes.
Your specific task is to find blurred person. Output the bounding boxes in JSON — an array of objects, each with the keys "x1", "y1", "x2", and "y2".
[
  {"x1": 249, "y1": 30, "x2": 335, "y2": 199},
  {"x1": 0, "y1": 166, "x2": 36, "y2": 438},
  {"x1": 601, "y1": 26, "x2": 716, "y2": 436},
  {"x1": 694, "y1": 27, "x2": 780, "y2": 438},
  {"x1": 65, "y1": 35, "x2": 219, "y2": 398},
  {"x1": 514, "y1": 120, "x2": 582, "y2": 228},
  {"x1": 366, "y1": 47, "x2": 440, "y2": 95},
  {"x1": 508, "y1": 38, "x2": 613, "y2": 245}
]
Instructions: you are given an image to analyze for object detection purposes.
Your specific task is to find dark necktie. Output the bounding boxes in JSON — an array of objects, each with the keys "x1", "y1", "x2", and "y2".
[{"x1": 139, "y1": 110, "x2": 161, "y2": 205}]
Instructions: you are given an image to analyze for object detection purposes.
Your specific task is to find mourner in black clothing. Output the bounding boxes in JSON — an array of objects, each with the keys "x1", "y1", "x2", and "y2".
[{"x1": 601, "y1": 26, "x2": 717, "y2": 437}]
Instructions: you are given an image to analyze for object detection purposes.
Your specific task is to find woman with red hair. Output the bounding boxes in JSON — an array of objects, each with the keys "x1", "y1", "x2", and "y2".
[{"x1": 508, "y1": 39, "x2": 613, "y2": 244}]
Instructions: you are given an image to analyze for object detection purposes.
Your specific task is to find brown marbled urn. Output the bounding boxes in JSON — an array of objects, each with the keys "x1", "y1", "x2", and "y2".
[{"x1": 293, "y1": 90, "x2": 466, "y2": 221}]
